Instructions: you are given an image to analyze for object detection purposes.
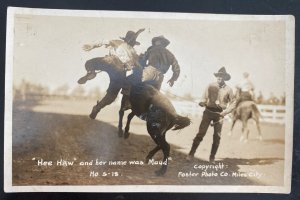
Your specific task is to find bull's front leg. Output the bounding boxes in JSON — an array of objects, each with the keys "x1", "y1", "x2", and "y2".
[{"x1": 124, "y1": 111, "x2": 135, "y2": 139}]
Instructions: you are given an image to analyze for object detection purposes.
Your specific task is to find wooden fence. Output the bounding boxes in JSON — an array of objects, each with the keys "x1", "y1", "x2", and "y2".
[
  {"x1": 256, "y1": 104, "x2": 285, "y2": 124},
  {"x1": 171, "y1": 100, "x2": 285, "y2": 124}
]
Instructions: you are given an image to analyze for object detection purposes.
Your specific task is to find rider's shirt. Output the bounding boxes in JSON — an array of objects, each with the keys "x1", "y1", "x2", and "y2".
[
  {"x1": 200, "y1": 82, "x2": 236, "y2": 115},
  {"x1": 144, "y1": 45, "x2": 180, "y2": 81},
  {"x1": 237, "y1": 78, "x2": 255, "y2": 92},
  {"x1": 100, "y1": 39, "x2": 138, "y2": 69}
]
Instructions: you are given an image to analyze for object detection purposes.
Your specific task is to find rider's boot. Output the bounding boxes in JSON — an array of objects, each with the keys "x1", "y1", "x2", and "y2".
[
  {"x1": 78, "y1": 71, "x2": 97, "y2": 84},
  {"x1": 89, "y1": 101, "x2": 101, "y2": 119}
]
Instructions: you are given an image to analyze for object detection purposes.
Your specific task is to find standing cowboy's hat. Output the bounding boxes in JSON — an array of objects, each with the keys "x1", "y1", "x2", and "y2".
[
  {"x1": 214, "y1": 67, "x2": 231, "y2": 81},
  {"x1": 120, "y1": 28, "x2": 145, "y2": 46},
  {"x1": 152, "y1": 35, "x2": 170, "y2": 47}
]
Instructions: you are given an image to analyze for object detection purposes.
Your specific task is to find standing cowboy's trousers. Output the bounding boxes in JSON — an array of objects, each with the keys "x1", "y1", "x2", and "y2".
[{"x1": 189, "y1": 108, "x2": 223, "y2": 159}]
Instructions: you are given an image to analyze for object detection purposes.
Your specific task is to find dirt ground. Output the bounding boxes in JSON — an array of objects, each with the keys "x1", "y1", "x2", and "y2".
[{"x1": 12, "y1": 99, "x2": 285, "y2": 186}]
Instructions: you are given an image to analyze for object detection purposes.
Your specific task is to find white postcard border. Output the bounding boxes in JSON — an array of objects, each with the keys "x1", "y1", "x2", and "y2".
[{"x1": 4, "y1": 7, "x2": 295, "y2": 193}]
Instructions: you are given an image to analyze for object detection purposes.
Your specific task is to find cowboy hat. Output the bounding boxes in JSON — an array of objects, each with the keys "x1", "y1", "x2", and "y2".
[
  {"x1": 214, "y1": 67, "x2": 231, "y2": 81},
  {"x1": 243, "y1": 72, "x2": 249, "y2": 78},
  {"x1": 151, "y1": 35, "x2": 170, "y2": 47},
  {"x1": 120, "y1": 28, "x2": 145, "y2": 46}
]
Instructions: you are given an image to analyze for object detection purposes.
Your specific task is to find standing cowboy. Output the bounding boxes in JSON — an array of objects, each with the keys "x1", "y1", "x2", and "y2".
[
  {"x1": 186, "y1": 67, "x2": 236, "y2": 163},
  {"x1": 141, "y1": 35, "x2": 180, "y2": 90},
  {"x1": 77, "y1": 29, "x2": 145, "y2": 119}
]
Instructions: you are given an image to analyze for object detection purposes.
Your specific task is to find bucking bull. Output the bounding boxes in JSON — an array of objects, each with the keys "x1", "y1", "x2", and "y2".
[{"x1": 83, "y1": 56, "x2": 191, "y2": 176}]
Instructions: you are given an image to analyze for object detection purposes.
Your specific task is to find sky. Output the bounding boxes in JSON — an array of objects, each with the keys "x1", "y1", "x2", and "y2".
[{"x1": 12, "y1": 12, "x2": 287, "y2": 98}]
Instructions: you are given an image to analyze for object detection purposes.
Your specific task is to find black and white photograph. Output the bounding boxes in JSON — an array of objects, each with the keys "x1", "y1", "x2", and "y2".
[{"x1": 4, "y1": 7, "x2": 294, "y2": 193}]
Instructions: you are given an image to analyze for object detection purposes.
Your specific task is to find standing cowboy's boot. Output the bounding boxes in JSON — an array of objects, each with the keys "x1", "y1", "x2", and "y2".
[
  {"x1": 89, "y1": 101, "x2": 101, "y2": 119},
  {"x1": 185, "y1": 154, "x2": 194, "y2": 162},
  {"x1": 186, "y1": 140, "x2": 200, "y2": 161},
  {"x1": 209, "y1": 155, "x2": 215, "y2": 164},
  {"x1": 78, "y1": 71, "x2": 97, "y2": 84},
  {"x1": 209, "y1": 142, "x2": 219, "y2": 164}
]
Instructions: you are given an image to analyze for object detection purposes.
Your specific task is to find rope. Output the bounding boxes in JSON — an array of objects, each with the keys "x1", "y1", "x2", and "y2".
[
  {"x1": 160, "y1": 88, "x2": 225, "y2": 126},
  {"x1": 210, "y1": 118, "x2": 224, "y2": 127},
  {"x1": 160, "y1": 89, "x2": 198, "y2": 104}
]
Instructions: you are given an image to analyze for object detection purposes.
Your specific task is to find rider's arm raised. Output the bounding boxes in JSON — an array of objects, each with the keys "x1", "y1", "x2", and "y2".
[{"x1": 82, "y1": 40, "x2": 109, "y2": 51}]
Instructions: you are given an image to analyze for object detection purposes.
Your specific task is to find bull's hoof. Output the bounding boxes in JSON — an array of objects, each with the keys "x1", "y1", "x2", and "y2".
[
  {"x1": 124, "y1": 131, "x2": 130, "y2": 139},
  {"x1": 118, "y1": 129, "x2": 123, "y2": 138}
]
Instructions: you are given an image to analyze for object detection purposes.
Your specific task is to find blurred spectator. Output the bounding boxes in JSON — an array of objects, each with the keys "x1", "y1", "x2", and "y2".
[
  {"x1": 87, "y1": 86, "x2": 103, "y2": 100},
  {"x1": 256, "y1": 91, "x2": 264, "y2": 104},
  {"x1": 71, "y1": 85, "x2": 86, "y2": 98},
  {"x1": 279, "y1": 93, "x2": 286, "y2": 105},
  {"x1": 53, "y1": 84, "x2": 70, "y2": 97},
  {"x1": 14, "y1": 79, "x2": 49, "y2": 101},
  {"x1": 267, "y1": 92, "x2": 280, "y2": 105}
]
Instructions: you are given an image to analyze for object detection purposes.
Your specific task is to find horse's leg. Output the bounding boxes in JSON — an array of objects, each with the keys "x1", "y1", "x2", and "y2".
[
  {"x1": 240, "y1": 119, "x2": 248, "y2": 142},
  {"x1": 145, "y1": 145, "x2": 161, "y2": 163},
  {"x1": 245, "y1": 121, "x2": 250, "y2": 142},
  {"x1": 242, "y1": 119, "x2": 250, "y2": 143},
  {"x1": 254, "y1": 116, "x2": 263, "y2": 141},
  {"x1": 124, "y1": 111, "x2": 135, "y2": 139}
]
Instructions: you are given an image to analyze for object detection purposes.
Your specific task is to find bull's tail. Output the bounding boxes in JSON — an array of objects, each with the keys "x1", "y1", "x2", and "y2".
[{"x1": 173, "y1": 115, "x2": 191, "y2": 130}]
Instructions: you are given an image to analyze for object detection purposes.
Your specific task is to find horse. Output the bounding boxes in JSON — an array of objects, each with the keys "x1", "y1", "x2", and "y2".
[
  {"x1": 228, "y1": 88, "x2": 262, "y2": 142},
  {"x1": 86, "y1": 55, "x2": 191, "y2": 175}
]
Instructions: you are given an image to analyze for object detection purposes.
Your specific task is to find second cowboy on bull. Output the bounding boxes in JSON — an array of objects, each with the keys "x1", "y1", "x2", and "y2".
[
  {"x1": 186, "y1": 67, "x2": 236, "y2": 163},
  {"x1": 141, "y1": 35, "x2": 180, "y2": 90}
]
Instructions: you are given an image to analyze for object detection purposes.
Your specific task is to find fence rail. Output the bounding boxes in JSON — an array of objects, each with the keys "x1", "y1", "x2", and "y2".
[
  {"x1": 257, "y1": 104, "x2": 285, "y2": 124},
  {"x1": 171, "y1": 100, "x2": 285, "y2": 124}
]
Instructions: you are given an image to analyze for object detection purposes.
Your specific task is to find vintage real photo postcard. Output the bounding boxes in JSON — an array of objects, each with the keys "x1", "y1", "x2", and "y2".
[{"x1": 4, "y1": 7, "x2": 294, "y2": 193}]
